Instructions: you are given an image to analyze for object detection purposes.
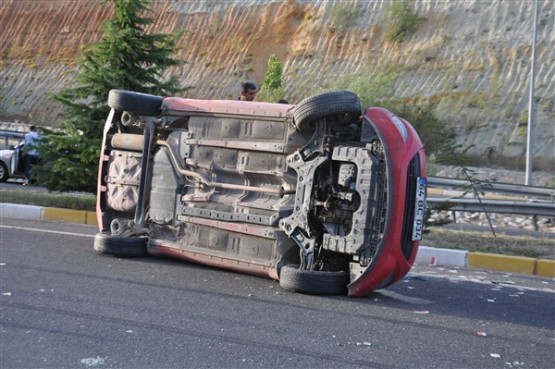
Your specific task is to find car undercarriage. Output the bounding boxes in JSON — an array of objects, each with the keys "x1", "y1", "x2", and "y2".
[{"x1": 95, "y1": 90, "x2": 426, "y2": 296}]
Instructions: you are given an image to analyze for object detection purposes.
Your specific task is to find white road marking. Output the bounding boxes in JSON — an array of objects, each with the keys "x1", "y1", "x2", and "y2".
[
  {"x1": 378, "y1": 290, "x2": 433, "y2": 305},
  {"x1": 0, "y1": 225, "x2": 95, "y2": 238}
]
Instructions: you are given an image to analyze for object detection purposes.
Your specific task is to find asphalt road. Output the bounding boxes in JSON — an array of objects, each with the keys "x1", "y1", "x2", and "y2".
[{"x1": 1, "y1": 218, "x2": 554, "y2": 369}]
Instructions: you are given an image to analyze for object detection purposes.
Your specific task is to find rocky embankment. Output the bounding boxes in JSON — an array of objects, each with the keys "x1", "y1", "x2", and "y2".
[{"x1": 1, "y1": 0, "x2": 554, "y2": 169}]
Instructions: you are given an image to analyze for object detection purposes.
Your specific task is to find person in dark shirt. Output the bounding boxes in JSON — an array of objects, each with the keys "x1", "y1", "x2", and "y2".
[{"x1": 239, "y1": 81, "x2": 257, "y2": 101}]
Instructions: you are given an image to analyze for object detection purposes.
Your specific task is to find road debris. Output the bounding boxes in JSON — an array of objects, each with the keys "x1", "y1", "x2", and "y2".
[
  {"x1": 355, "y1": 342, "x2": 372, "y2": 347},
  {"x1": 80, "y1": 356, "x2": 106, "y2": 367},
  {"x1": 492, "y1": 280, "x2": 515, "y2": 285}
]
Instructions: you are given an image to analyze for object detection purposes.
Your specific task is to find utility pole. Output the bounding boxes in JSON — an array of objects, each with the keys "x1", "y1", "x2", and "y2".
[{"x1": 525, "y1": 0, "x2": 539, "y2": 186}]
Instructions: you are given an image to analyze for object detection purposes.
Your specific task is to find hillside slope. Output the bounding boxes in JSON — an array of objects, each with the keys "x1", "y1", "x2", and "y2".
[{"x1": 1, "y1": 0, "x2": 553, "y2": 168}]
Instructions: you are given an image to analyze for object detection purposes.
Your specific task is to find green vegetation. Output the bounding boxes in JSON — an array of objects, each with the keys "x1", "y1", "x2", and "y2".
[
  {"x1": 257, "y1": 54, "x2": 286, "y2": 103},
  {"x1": 35, "y1": 0, "x2": 182, "y2": 192},
  {"x1": 423, "y1": 227, "x2": 554, "y2": 259},
  {"x1": 335, "y1": 67, "x2": 460, "y2": 162},
  {"x1": 336, "y1": 64, "x2": 400, "y2": 109},
  {"x1": 384, "y1": 0, "x2": 420, "y2": 43},
  {"x1": 1, "y1": 189, "x2": 95, "y2": 211},
  {"x1": 518, "y1": 110, "x2": 529, "y2": 124},
  {"x1": 328, "y1": 1, "x2": 362, "y2": 31},
  {"x1": 396, "y1": 105, "x2": 458, "y2": 159}
]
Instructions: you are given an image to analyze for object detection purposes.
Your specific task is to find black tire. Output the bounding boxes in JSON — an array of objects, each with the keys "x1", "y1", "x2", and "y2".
[
  {"x1": 94, "y1": 233, "x2": 148, "y2": 258},
  {"x1": 293, "y1": 90, "x2": 361, "y2": 132},
  {"x1": 108, "y1": 89, "x2": 163, "y2": 116},
  {"x1": 279, "y1": 264, "x2": 349, "y2": 295},
  {"x1": 0, "y1": 162, "x2": 8, "y2": 183}
]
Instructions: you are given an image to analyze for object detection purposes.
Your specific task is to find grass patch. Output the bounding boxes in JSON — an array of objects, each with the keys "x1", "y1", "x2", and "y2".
[
  {"x1": 328, "y1": 1, "x2": 362, "y2": 31},
  {"x1": 384, "y1": 0, "x2": 420, "y2": 43},
  {"x1": 423, "y1": 227, "x2": 555, "y2": 259},
  {"x1": 1, "y1": 189, "x2": 95, "y2": 211}
]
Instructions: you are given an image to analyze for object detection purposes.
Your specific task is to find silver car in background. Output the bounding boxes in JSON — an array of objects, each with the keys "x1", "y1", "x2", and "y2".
[{"x1": 0, "y1": 130, "x2": 25, "y2": 182}]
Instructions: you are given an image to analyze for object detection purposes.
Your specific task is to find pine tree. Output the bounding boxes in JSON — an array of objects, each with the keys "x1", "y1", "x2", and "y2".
[{"x1": 35, "y1": 0, "x2": 181, "y2": 192}]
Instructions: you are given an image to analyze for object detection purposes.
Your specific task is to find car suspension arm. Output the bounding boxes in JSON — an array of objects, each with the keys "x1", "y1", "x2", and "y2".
[{"x1": 134, "y1": 118, "x2": 157, "y2": 227}]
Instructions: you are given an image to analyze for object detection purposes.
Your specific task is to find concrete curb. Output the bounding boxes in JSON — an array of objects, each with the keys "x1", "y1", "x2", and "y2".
[
  {"x1": 2, "y1": 203, "x2": 554, "y2": 278},
  {"x1": 42, "y1": 207, "x2": 98, "y2": 225},
  {"x1": 415, "y1": 246, "x2": 468, "y2": 268},
  {"x1": 415, "y1": 246, "x2": 554, "y2": 278},
  {"x1": 1, "y1": 203, "x2": 98, "y2": 225}
]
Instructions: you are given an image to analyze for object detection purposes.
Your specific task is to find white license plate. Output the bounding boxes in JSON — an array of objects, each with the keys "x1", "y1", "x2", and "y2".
[{"x1": 412, "y1": 177, "x2": 427, "y2": 241}]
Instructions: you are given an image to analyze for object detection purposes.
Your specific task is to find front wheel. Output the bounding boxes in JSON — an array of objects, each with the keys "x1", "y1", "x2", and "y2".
[
  {"x1": 293, "y1": 90, "x2": 362, "y2": 132},
  {"x1": 94, "y1": 233, "x2": 148, "y2": 258},
  {"x1": 279, "y1": 264, "x2": 349, "y2": 295}
]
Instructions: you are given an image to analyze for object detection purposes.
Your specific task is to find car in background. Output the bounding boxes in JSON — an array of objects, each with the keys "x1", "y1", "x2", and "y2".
[
  {"x1": 0, "y1": 130, "x2": 26, "y2": 182},
  {"x1": 94, "y1": 89, "x2": 427, "y2": 297}
]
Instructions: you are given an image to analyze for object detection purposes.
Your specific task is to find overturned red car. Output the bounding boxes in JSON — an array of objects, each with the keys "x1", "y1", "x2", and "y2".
[{"x1": 94, "y1": 89, "x2": 426, "y2": 297}]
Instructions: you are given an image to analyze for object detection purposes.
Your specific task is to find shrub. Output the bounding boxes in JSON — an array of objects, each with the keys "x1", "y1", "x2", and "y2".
[
  {"x1": 0, "y1": 189, "x2": 95, "y2": 211},
  {"x1": 328, "y1": 1, "x2": 361, "y2": 31},
  {"x1": 257, "y1": 54, "x2": 286, "y2": 103},
  {"x1": 336, "y1": 64, "x2": 400, "y2": 109},
  {"x1": 384, "y1": 0, "x2": 420, "y2": 43},
  {"x1": 395, "y1": 105, "x2": 457, "y2": 158}
]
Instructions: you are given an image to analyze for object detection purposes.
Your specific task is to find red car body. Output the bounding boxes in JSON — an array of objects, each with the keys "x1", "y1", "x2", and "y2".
[{"x1": 95, "y1": 90, "x2": 426, "y2": 297}]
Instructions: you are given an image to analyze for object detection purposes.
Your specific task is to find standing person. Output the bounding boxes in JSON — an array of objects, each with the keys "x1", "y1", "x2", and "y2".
[
  {"x1": 238, "y1": 81, "x2": 257, "y2": 101},
  {"x1": 23, "y1": 125, "x2": 40, "y2": 186}
]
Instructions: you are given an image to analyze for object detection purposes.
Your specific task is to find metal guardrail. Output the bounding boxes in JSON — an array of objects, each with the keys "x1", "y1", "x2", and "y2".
[
  {"x1": 427, "y1": 197, "x2": 555, "y2": 217},
  {"x1": 0, "y1": 129, "x2": 25, "y2": 149},
  {"x1": 427, "y1": 176, "x2": 555, "y2": 217},
  {"x1": 427, "y1": 177, "x2": 555, "y2": 201}
]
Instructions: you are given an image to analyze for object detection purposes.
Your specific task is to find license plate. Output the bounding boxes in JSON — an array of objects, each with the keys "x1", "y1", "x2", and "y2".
[{"x1": 412, "y1": 177, "x2": 427, "y2": 241}]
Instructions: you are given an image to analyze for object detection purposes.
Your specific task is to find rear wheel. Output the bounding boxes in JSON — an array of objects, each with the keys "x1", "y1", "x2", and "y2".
[
  {"x1": 108, "y1": 90, "x2": 163, "y2": 116},
  {"x1": 293, "y1": 90, "x2": 362, "y2": 132},
  {"x1": 94, "y1": 233, "x2": 148, "y2": 258},
  {"x1": 279, "y1": 264, "x2": 349, "y2": 295}
]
